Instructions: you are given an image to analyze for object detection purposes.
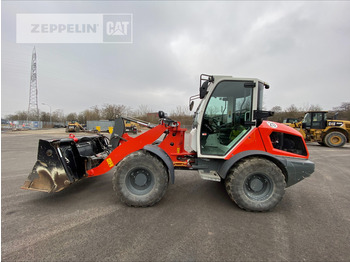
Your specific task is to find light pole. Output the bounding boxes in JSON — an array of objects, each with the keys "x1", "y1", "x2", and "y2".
[{"x1": 42, "y1": 103, "x2": 52, "y2": 126}]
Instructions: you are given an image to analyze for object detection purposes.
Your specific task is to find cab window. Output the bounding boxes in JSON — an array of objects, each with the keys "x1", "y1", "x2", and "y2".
[{"x1": 200, "y1": 80, "x2": 253, "y2": 156}]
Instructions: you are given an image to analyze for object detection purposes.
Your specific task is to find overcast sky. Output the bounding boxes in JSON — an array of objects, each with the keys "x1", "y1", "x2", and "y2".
[{"x1": 2, "y1": 1, "x2": 350, "y2": 118}]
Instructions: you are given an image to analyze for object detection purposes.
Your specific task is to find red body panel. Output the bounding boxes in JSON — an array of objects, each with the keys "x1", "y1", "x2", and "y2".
[
  {"x1": 224, "y1": 127, "x2": 266, "y2": 160},
  {"x1": 258, "y1": 121, "x2": 309, "y2": 159},
  {"x1": 158, "y1": 124, "x2": 194, "y2": 167},
  {"x1": 225, "y1": 121, "x2": 309, "y2": 160}
]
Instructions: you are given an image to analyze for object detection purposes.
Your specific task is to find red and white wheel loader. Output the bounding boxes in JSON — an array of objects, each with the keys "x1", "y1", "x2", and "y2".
[{"x1": 22, "y1": 74, "x2": 314, "y2": 211}]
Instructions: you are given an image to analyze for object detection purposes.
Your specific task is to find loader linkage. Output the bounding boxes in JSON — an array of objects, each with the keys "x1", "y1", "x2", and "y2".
[{"x1": 22, "y1": 116, "x2": 192, "y2": 193}]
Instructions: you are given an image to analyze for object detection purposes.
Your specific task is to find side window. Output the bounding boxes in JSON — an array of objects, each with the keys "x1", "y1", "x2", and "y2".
[
  {"x1": 311, "y1": 113, "x2": 324, "y2": 129},
  {"x1": 200, "y1": 81, "x2": 253, "y2": 156}
]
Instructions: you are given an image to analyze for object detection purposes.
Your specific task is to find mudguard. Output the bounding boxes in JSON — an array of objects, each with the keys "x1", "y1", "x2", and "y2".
[
  {"x1": 218, "y1": 150, "x2": 314, "y2": 187},
  {"x1": 143, "y1": 144, "x2": 175, "y2": 184}
]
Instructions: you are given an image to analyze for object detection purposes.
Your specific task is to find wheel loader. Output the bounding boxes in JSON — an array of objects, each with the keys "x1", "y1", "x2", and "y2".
[
  {"x1": 65, "y1": 120, "x2": 85, "y2": 132},
  {"x1": 21, "y1": 74, "x2": 314, "y2": 212},
  {"x1": 124, "y1": 119, "x2": 140, "y2": 134},
  {"x1": 286, "y1": 111, "x2": 350, "y2": 147}
]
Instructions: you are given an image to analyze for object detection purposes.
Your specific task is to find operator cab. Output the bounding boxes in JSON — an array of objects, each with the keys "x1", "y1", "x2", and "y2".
[
  {"x1": 302, "y1": 111, "x2": 327, "y2": 129},
  {"x1": 190, "y1": 75, "x2": 270, "y2": 157}
]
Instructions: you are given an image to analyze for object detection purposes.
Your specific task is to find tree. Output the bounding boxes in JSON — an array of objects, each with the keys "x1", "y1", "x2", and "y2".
[
  {"x1": 333, "y1": 102, "x2": 350, "y2": 112},
  {"x1": 170, "y1": 106, "x2": 193, "y2": 126},
  {"x1": 7, "y1": 111, "x2": 29, "y2": 121},
  {"x1": 133, "y1": 104, "x2": 153, "y2": 118},
  {"x1": 101, "y1": 104, "x2": 126, "y2": 120},
  {"x1": 51, "y1": 109, "x2": 65, "y2": 122},
  {"x1": 40, "y1": 112, "x2": 50, "y2": 122},
  {"x1": 66, "y1": 113, "x2": 78, "y2": 121},
  {"x1": 308, "y1": 104, "x2": 322, "y2": 111},
  {"x1": 78, "y1": 112, "x2": 86, "y2": 124},
  {"x1": 332, "y1": 102, "x2": 350, "y2": 120},
  {"x1": 85, "y1": 106, "x2": 101, "y2": 121},
  {"x1": 271, "y1": 106, "x2": 282, "y2": 113}
]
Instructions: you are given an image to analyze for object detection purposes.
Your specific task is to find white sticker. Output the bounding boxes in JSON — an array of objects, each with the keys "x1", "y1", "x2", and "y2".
[{"x1": 267, "y1": 121, "x2": 278, "y2": 128}]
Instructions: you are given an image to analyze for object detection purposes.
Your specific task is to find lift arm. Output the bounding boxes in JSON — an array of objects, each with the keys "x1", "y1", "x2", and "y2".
[{"x1": 87, "y1": 124, "x2": 167, "y2": 177}]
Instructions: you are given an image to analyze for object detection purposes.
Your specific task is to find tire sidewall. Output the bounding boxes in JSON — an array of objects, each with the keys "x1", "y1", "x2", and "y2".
[
  {"x1": 226, "y1": 158, "x2": 286, "y2": 211},
  {"x1": 325, "y1": 132, "x2": 346, "y2": 147},
  {"x1": 113, "y1": 150, "x2": 168, "y2": 207}
]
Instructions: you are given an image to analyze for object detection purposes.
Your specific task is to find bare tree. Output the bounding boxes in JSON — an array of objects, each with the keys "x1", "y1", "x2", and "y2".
[
  {"x1": 66, "y1": 113, "x2": 78, "y2": 122},
  {"x1": 40, "y1": 112, "x2": 50, "y2": 122},
  {"x1": 51, "y1": 109, "x2": 65, "y2": 123},
  {"x1": 133, "y1": 104, "x2": 153, "y2": 119},
  {"x1": 332, "y1": 102, "x2": 350, "y2": 120},
  {"x1": 308, "y1": 104, "x2": 322, "y2": 111},
  {"x1": 101, "y1": 104, "x2": 126, "y2": 120},
  {"x1": 170, "y1": 106, "x2": 193, "y2": 126},
  {"x1": 271, "y1": 106, "x2": 282, "y2": 113}
]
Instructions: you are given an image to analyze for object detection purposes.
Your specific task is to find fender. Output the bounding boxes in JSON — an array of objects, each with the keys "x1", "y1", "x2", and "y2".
[
  {"x1": 219, "y1": 150, "x2": 284, "y2": 179},
  {"x1": 143, "y1": 144, "x2": 175, "y2": 184},
  {"x1": 218, "y1": 150, "x2": 314, "y2": 187}
]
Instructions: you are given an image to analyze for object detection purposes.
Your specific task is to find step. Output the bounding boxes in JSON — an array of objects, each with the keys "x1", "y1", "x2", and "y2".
[{"x1": 198, "y1": 170, "x2": 221, "y2": 182}]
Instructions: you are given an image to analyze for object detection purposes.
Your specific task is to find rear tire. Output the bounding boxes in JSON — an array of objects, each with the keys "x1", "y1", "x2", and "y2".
[
  {"x1": 324, "y1": 132, "x2": 346, "y2": 147},
  {"x1": 113, "y1": 150, "x2": 169, "y2": 207},
  {"x1": 225, "y1": 158, "x2": 286, "y2": 212}
]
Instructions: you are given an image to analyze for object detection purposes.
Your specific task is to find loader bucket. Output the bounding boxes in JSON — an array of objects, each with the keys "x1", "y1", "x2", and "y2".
[{"x1": 21, "y1": 135, "x2": 110, "y2": 193}]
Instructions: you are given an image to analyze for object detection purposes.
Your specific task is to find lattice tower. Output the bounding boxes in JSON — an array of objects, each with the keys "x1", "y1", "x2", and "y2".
[{"x1": 27, "y1": 46, "x2": 39, "y2": 119}]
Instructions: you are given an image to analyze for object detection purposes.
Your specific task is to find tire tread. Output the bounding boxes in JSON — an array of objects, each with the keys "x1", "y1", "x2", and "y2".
[{"x1": 112, "y1": 150, "x2": 168, "y2": 207}]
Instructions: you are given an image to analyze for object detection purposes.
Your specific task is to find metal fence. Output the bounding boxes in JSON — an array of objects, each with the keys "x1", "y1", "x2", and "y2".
[
  {"x1": 3, "y1": 120, "x2": 43, "y2": 130},
  {"x1": 86, "y1": 120, "x2": 114, "y2": 132}
]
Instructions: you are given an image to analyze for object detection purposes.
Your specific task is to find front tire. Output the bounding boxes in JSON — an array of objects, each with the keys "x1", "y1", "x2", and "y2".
[
  {"x1": 324, "y1": 132, "x2": 346, "y2": 147},
  {"x1": 113, "y1": 150, "x2": 169, "y2": 207},
  {"x1": 225, "y1": 158, "x2": 286, "y2": 212}
]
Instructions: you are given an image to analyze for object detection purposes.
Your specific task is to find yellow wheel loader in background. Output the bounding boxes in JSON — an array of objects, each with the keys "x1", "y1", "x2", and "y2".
[
  {"x1": 124, "y1": 120, "x2": 140, "y2": 134},
  {"x1": 66, "y1": 120, "x2": 85, "y2": 132},
  {"x1": 287, "y1": 111, "x2": 350, "y2": 147}
]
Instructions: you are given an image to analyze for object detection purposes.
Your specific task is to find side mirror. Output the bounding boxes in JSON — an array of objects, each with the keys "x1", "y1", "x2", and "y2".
[
  {"x1": 200, "y1": 81, "x2": 209, "y2": 99},
  {"x1": 158, "y1": 111, "x2": 165, "y2": 119},
  {"x1": 253, "y1": 110, "x2": 274, "y2": 120},
  {"x1": 189, "y1": 101, "x2": 194, "y2": 111}
]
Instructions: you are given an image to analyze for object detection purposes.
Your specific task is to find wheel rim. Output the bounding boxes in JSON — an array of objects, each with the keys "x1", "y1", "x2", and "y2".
[
  {"x1": 330, "y1": 136, "x2": 341, "y2": 145},
  {"x1": 126, "y1": 168, "x2": 154, "y2": 195},
  {"x1": 244, "y1": 173, "x2": 273, "y2": 201}
]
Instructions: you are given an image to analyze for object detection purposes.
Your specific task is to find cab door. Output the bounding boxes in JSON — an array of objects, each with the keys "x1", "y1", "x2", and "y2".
[
  {"x1": 303, "y1": 112, "x2": 327, "y2": 129},
  {"x1": 198, "y1": 79, "x2": 258, "y2": 157}
]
